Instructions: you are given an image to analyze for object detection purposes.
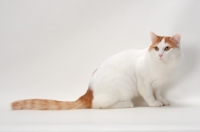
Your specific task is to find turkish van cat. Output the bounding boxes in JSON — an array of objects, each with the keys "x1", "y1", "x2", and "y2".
[{"x1": 12, "y1": 32, "x2": 182, "y2": 110}]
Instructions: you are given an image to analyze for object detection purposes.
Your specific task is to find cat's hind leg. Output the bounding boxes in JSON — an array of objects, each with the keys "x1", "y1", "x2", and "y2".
[
  {"x1": 92, "y1": 94, "x2": 120, "y2": 109},
  {"x1": 109, "y1": 101, "x2": 134, "y2": 109}
]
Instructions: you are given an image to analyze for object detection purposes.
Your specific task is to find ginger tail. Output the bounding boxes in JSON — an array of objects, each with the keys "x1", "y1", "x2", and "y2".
[{"x1": 11, "y1": 89, "x2": 93, "y2": 110}]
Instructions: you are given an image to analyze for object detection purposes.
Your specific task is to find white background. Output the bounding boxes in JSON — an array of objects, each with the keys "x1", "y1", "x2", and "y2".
[{"x1": 0, "y1": 0, "x2": 200, "y2": 131}]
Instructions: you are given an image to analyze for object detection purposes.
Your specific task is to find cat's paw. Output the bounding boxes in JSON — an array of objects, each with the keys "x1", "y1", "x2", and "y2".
[
  {"x1": 149, "y1": 100, "x2": 163, "y2": 107},
  {"x1": 161, "y1": 99, "x2": 170, "y2": 106},
  {"x1": 121, "y1": 101, "x2": 134, "y2": 108},
  {"x1": 129, "y1": 102, "x2": 134, "y2": 108}
]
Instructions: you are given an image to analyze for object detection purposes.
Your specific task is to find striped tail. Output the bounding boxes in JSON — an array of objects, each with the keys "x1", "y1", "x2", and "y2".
[{"x1": 11, "y1": 89, "x2": 93, "y2": 110}]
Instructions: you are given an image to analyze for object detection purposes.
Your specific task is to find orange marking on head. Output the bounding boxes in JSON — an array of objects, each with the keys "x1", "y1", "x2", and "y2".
[
  {"x1": 164, "y1": 37, "x2": 178, "y2": 48},
  {"x1": 149, "y1": 36, "x2": 164, "y2": 51}
]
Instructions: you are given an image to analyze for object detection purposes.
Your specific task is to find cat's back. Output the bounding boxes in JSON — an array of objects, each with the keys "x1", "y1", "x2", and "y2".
[
  {"x1": 100, "y1": 49, "x2": 146, "y2": 70},
  {"x1": 90, "y1": 49, "x2": 146, "y2": 83}
]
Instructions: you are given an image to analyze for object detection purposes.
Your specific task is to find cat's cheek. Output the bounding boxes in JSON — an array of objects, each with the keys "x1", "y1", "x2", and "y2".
[
  {"x1": 152, "y1": 52, "x2": 160, "y2": 60},
  {"x1": 160, "y1": 53, "x2": 169, "y2": 61},
  {"x1": 161, "y1": 56, "x2": 167, "y2": 61}
]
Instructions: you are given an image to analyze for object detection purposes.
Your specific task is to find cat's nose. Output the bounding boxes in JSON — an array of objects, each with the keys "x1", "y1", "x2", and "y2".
[{"x1": 158, "y1": 54, "x2": 163, "y2": 58}]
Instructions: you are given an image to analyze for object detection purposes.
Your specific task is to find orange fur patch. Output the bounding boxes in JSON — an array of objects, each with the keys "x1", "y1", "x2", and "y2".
[
  {"x1": 149, "y1": 36, "x2": 178, "y2": 51},
  {"x1": 12, "y1": 101, "x2": 22, "y2": 110},
  {"x1": 164, "y1": 37, "x2": 178, "y2": 48},
  {"x1": 78, "y1": 88, "x2": 93, "y2": 108},
  {"x1": 11, "y1": 88, "x2": 93, "y2": 110},
  {"x1": 149, "y1": 36, "x2": 164, "y2": 51}
]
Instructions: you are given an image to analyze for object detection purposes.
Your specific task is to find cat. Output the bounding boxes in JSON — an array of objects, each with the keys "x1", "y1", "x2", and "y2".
[{"x1": 12, "y1": 32, "x2": 182, "y2": 110}]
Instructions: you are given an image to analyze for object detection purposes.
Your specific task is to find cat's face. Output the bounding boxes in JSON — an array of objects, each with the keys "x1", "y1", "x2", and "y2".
[{"x1": 149, "y1": 32, "x2": 181, "y2": 62}]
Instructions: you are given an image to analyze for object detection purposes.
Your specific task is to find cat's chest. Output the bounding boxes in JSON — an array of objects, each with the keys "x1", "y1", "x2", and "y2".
[
  {"x1": 149, "y1": 65, "x2": 175, "y2": 87},
  {"x1": 150, "y1": 64, "x2": 174, "y2": 78},
  {"x1": 151, "y1": 73, "x2": 170, "y2": 88}
]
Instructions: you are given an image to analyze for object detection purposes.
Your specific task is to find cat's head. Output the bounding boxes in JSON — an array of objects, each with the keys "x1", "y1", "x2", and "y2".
[{"x1": 148, "y1": 32, "x2": 181, "y2": 62}]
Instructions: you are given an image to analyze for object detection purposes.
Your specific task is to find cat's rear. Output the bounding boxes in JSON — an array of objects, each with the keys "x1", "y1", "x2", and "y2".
[{"x1": 12, "y1": 89, "x2": 93, "y2": 110}]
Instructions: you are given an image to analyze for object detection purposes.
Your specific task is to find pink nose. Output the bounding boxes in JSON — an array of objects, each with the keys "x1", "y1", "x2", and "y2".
[{"x1": 159, "y1": 54, "x2": 163, "y2": 58}]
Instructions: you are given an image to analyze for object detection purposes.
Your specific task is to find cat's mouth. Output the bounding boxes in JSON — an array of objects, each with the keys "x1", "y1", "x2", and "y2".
[
  {"x1": 158, "y1": 57, "x2": 168, "y2": 62},
  {"x1": 159, "y1": 58, "x2": 163, "y2": 60}
]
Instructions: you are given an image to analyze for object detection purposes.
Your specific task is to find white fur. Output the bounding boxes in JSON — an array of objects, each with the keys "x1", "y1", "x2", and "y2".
[{"x1": 90, "y1": 34, "x2": 182, "y2": 109}]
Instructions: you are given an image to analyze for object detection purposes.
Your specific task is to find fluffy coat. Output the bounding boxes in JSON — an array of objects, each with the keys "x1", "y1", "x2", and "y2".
[{"x1": 12, "y1": 32, "x2": 182, "y2": 110}]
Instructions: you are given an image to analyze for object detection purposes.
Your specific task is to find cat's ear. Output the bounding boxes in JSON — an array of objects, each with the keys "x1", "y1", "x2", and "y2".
[
  {"x1": 171, "y1": 33, "x2": 181, "y2": 44},
  {"x1": 150, "y1": 32, "x2": 158, "y2": 43}
]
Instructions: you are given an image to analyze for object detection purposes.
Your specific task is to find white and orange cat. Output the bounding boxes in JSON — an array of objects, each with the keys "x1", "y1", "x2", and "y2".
[{"x1": 12, "y1": 32, "x2": 182, "y2": 110}]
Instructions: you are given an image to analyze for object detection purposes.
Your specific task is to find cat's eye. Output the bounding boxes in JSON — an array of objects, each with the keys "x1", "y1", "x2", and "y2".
[
  {"x1": 154, "y1": 46, "x2": 159, "y2": 51},
  {"x1": 164, "y1": 46, "x2": 170, "y2": 51}
]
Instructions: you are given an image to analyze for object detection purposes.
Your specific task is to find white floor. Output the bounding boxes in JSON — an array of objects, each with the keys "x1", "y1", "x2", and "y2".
[
  {"x1": 1, "y1": 105, "x2": 200, "y2": 131},
  {"x1": 1, "y1": 0, "x2": 200, "y2": 131}
]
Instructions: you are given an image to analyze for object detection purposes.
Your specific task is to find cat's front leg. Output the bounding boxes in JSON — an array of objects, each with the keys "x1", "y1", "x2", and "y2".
[
  {"x1": 137, "y1": 80, "x2": 163, "y2": 107},
  {"x1": 154, "y1": 89, "x2": 170, "y2": 106}
]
